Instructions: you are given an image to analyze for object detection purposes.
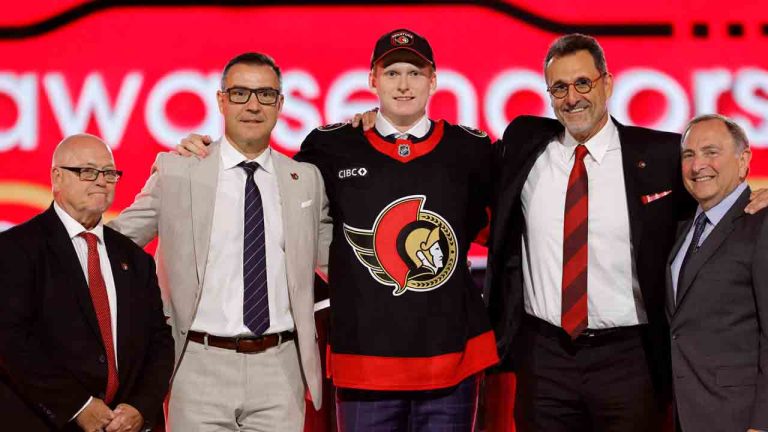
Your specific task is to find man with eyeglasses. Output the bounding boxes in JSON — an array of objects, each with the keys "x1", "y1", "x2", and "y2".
[
  {"x1": 485, "y1": 33, "x2": 763, "y2": 431},
  {"x1": 108, "y1": 52, "x2": 330, "y2": 431},
  {"x1": 0, "y1": 134, "x2": 174, "y2": 432}
]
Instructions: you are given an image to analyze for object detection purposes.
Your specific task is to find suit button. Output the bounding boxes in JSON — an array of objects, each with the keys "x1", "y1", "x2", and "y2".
[
  {"x1": 98, "y1": 354, "x2": 106, "y2": 363},
  {"x1": 672, "y1": 334, "x2": 679, "y2": 340},
  {"x1": 181, "y1": 329, "x2": 187, "y2": 335}
]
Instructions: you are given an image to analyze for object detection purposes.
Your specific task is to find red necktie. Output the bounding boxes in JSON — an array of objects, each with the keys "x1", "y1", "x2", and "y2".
[
  {"x1": 561, "y1": 145, "x2": 589, "y2": 339},
  {"x1": 80, "y1": 232, "x2": 119, "y2": 403}
]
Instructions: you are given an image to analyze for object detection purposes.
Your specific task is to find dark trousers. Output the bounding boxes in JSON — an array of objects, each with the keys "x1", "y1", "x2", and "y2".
[
  {"x1": 514, "y1": 315, "x2": 663, "y2": 432},
  {"x1": 335, "y1": 375, "x2": 479, "y2": 432}
]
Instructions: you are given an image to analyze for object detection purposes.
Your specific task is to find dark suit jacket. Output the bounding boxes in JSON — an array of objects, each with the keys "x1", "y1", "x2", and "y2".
[
  {"x1": 0, "y1": 206, "x2": 174, "y2": 432},
  {"x1": 666, "y1": 188, "x2": 768, "y2": 431},
  {"x1": 485, "y1": 115, "x2": 695, "y2": 395}
]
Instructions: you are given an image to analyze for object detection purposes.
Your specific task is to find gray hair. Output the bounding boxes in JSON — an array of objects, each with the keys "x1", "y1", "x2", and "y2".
[
  {"x1": 682, "y1": 114, "x2": 750, "y2": 153},
  {"x1": 544, "y1": 33, "x2": 608, "y2": 75}
]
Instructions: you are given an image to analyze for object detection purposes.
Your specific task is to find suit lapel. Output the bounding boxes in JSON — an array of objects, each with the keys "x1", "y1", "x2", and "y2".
[
  {"x1": 42, "y1": 207, "x2": 101, "y2": 338},
  {"x1": 190, "y1": 141, "x2": 221, "y2": 285},
  {"x1": 666, "y1": 219, "x2": 693, "y2": 317},
  {"x1": 272, "y1": 151, "x2": 299, "y2": 298},
  {"x1": 675, "y1": 188, "x2": 750, "y2": 309},
  {"x1": 104, "y1": 228, "x2": 131, "y2": 380},
  {"x1": 615, "y1": 119, "x2": 647, "y2": 254}
]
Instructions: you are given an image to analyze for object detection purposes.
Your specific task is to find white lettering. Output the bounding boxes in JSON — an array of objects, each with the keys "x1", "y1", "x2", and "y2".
[
  {"x1": 145, "y1": 71, "x2": 219, "y2": 149},
  {"x1": 733, "y1": 68, "x2": 768, "y2": 146},
  {"x1": 433, "y1": 70, "x2": 478, "y2": 126},
  {"x1": 325, "y1": 70, "x2": 376, "y2": 124},
  {"x1": 693, "y1": 69, "x2": 732, "y2": 115},
  {"x1": 274, "y1": 70, "x2": 321, "y2": 151},
  {"x1": 611, "y1": 69, "x2": 689, "y2": 133},
  {"x1": 484, "y1": 69, "x2": 551, "y2": 138},
  {"x1": 0, "y1": 73, "x2": 36, "y2": 152},
  {"x1": 44, "y1": 72, "x2": 142, "y2": 148}
]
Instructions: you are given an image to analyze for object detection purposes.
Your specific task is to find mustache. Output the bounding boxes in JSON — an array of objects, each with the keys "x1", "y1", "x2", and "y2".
[{"x1": 562, "y1": 100, "x2": 590, "y2": 111}]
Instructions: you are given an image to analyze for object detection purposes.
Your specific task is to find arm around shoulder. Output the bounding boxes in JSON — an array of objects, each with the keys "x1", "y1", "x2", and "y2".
[{"x1": 108, "y1": 153, "x2": 167, "y2": 247}]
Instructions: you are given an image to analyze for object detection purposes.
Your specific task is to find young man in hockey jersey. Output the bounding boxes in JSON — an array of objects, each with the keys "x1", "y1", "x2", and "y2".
[
  {"x1": 295, "y1": 29, "x2": 498, "y2": 431},
  {"x1": 177, "y1": 29, "x2": 498, "y2": 431}
]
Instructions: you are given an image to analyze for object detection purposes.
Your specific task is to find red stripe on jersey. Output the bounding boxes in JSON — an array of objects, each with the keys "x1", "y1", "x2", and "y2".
[
  {"x1": 327, "y1": 330, "x2": 499, "y2": 390},
  {"x1": 364, "y1": 120, "x2": 445, "y2": 163}
]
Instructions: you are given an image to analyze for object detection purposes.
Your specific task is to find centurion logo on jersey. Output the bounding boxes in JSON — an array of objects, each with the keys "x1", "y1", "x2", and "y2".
[{"x1": 343, "y1": 196, "x2": 458, "y2": 296}]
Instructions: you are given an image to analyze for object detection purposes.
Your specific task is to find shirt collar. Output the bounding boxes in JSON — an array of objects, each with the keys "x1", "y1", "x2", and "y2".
[
  {"x1": 53, "y1": 201, "x2": 105, "y2": 243},
  {"x1": 374, "y1": 111, "x2": 431, "y2": 139},
  {"x1": 561, "y1": 117, "x2": 618, "y2": 165},
  {"x1": 696, "y1": 181, "x2": 749, "y2": 228},
  {"x1": 220, "y1": 136, "x2": 274, "y2": 174}
]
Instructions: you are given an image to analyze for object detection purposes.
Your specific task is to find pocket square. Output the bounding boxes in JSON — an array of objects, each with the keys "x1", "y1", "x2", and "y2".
[
  {"x1": 641, "y1": 190, "x2": 672, "y2": 204},
  {"x1": 301, "y1": 199, "x2": 313, "y2": 208}
]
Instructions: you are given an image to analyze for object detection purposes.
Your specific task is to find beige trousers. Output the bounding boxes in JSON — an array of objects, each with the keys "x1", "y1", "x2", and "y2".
[{"x1": 167, "y1": 338, "x2": 306, "y2": 431}]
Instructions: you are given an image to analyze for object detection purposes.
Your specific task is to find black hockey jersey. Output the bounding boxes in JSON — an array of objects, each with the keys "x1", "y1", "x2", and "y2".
[{"x1": 296, "y1": 120, "x2": 498, "y2": 391}]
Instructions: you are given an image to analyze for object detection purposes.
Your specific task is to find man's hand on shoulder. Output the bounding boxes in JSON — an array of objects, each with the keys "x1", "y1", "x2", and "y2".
[
  {"x1": 105, "y1": 403, "x2": 144, "y2": 432},
  {"x1": 75, "y1": 398, "x2": 114, "y2": 432},
  {"x1": 746, "y1": 188, "x2": 768, "y2": 214},
  {"x1": 175, "y1": 133, "x2": 212, "y2": 158},
  {"x1": 349, "y1": 108, "x2": 378, "y2": 131}
]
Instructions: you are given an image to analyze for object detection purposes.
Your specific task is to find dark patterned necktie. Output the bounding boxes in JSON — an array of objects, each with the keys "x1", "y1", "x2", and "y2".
[
  {"x1": 80, "y1": 232, "x2": 119, "y2": 403},
  {"x1": 561, "y1": 144, "x2": 589, "y2": 339},
  {"x1": 677, "y1": 212, "x2": 709, "y2": 296},
  {"x1": 238, "y1": 161, "x2": 270, "y2": 336}
]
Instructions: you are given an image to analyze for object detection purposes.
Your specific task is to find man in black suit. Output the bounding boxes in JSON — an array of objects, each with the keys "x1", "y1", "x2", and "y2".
[
  {"x1": 486, "y1": 33, "x2": 699, "y2": 431},
  {"x1": 0, "y1": 134, "x2": 174, "y2": 432},
  {"x1": 668, "y1": 114, "x2": 767, "y2": 432}
]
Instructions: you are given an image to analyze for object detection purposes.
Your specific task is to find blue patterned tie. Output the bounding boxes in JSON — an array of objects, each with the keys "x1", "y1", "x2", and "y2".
[{"x1": 239, "y1": 161, "x2": 270, "y2": 336}]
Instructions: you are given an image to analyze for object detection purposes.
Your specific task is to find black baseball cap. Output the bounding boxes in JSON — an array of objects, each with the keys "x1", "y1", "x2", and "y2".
[{"x1": 370, "y1": 28, "x2": 435, "y2": 69}]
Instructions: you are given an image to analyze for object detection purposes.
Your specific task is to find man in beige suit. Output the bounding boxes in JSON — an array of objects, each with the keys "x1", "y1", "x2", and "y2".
[{"x1": 109, "y1": 52, "x2": 330, "y2": 431}]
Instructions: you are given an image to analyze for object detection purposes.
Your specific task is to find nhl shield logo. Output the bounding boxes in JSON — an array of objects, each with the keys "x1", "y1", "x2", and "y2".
[
  {"x1": 391, "y1": 32, "x2": 414, "y2": 46},
  {"x1": 343, "y1": 195, "x2": 458, "y2": 296},
  {"x1": 398, "y1": 143, "x2": 411, "y2": 158}
]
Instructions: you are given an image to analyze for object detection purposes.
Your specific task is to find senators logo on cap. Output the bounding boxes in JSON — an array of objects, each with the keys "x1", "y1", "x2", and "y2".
[
  {"x1": 344, "y1": 195, "x2": 457, "y2": 296},
  {"x1": 391, "y1": 32, "x2": 414, "y2": 46}
]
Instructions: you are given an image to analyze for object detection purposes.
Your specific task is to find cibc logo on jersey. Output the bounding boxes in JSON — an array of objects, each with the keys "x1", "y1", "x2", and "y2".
[
  {"x1": 338, "y1": 167, "x2": 368, "y2": 179},
  {"x1": 343, "y1": 195, "x2": 457, "y2": 296}
]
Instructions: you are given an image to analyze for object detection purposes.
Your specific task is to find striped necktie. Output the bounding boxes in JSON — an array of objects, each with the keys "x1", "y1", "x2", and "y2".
[
  {"x1": 561, "y1": 144, "x2": 589, "y2": 339},
  {"x1": 238, "y1": 161, "x2": 270, "y2": 336}
]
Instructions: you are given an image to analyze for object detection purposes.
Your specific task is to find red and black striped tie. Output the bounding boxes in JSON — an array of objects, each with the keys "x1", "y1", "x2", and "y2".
[{"x1": 562, "y1": 144, "x2": 589, "y2": 339}]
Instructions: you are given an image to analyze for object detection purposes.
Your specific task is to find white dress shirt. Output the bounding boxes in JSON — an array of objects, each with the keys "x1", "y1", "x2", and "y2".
[
  {"x1": 521, "y1": 119, "x2": 647, "y2": 329},
  {"x1": 53, "y1": 202, "x2": 118, "y2": 418},
  {"x1": 190, "y1": 138, "x2": 293, "y2": 337},
  {"x1": 375, "y1": 111, "x2": 431, "y2": 139},
  {"x1": 671, "y1": 181, "x2": 748, "y2": 299}
]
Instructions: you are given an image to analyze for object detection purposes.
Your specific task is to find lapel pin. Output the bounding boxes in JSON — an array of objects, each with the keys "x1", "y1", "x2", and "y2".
[
  {"x1": 291, "y1": 173, "x2": 299, "y2": 180},
  {"x1": 121, "y1": 262, "x2": 129, "y2": 271},
  {"x1": 637, "y1": 161, "x2": 646, "y2": 169}
]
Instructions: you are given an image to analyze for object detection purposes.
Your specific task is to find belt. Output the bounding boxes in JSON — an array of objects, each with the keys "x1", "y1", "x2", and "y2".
[
  {"x1": 188, "y1": 330, "x2": 295, "y2": 353},
  {"x1": 523, "y1": 314, "x2": 644, "y2": 347}
]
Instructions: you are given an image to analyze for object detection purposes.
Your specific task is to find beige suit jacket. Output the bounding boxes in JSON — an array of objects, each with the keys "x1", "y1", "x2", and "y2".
[{"x1": 109, "y1": 141, "x2": 331, "y2": 409}]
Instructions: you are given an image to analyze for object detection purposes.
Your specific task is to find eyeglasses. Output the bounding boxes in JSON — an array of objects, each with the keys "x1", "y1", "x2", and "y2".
[
  {"x1": 547, "y1": 73, "x2": 606, "y2": 99},
  {"x1": 222, "y1": 87, "x2": 281, "y2": 105},
  {"x1": 58, "y1": 166, "x2": 123, "y2": 183}
]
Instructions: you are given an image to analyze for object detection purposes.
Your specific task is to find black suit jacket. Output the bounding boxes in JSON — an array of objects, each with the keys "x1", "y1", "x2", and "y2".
[
  {"x1": 485, "y1": 115, "x2": 695, "y2": 394},
  {"x1": 0, "y1": 206, "x2": 174, "y2": 431},
  {"x1": 666, "y1": 188, "x2": 768, "y2": 431}
]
